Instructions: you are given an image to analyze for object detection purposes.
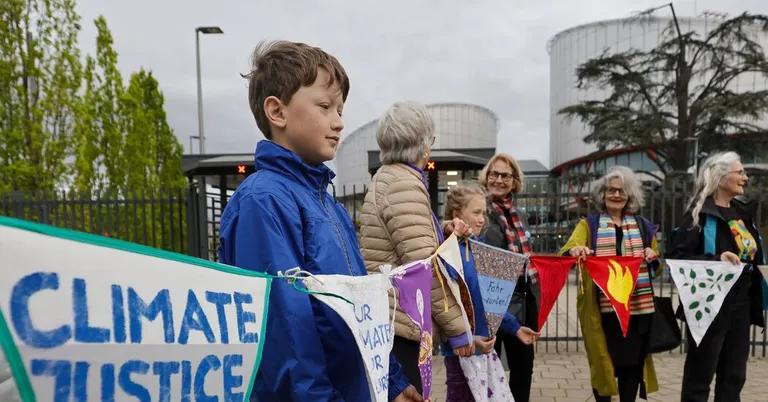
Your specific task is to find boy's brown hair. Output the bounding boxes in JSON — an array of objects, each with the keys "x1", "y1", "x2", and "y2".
[{"x1": 245, "y1": 41, "x2": 350, "y2": 139}]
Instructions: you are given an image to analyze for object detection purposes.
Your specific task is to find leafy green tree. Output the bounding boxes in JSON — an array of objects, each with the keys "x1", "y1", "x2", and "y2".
[
  {"x1": 1, "y1": 4, "x2": 188, "y2": 252},
  {"x1": 122, "y1": 69, "x2": 186, "y2": 193},
  {"x1": 559, "y1": 13, "x2": 768, "y2": 173},
  {"x1": 92, "y1": 15, "x2": 124, "y2": 194},
  {"x1": 72, "y1": 55, "x2": 99, "y2": 194},
  {"x1": 0, "y1": 0, "x2": 82, "y2": 192}
]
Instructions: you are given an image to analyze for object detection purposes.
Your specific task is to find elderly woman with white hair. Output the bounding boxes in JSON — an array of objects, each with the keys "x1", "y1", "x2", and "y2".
[
  {"x1": 669, "y1": 151, "x2": 765, "y2": 402},
  {"x1": 359, "y1": 101, "x2": 473, "y2": 394},
  {"x1": 560, "y1": 166, "x2": 661, "y2": 402}
]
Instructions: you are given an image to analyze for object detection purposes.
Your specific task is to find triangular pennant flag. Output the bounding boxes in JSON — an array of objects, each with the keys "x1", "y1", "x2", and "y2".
[
  {"x1": 436, "y1": 235, "x2": 475, "y2": 338},
  {"x1": 469, "y1": 239, "x2": 527, "y2": 336},
  {"x1": 390, "y1": 259, "x2": 435, "y2": 400},
  {"x1": 304, "y1": 273, "x2": 394, "y2": 402},
  {"x1": 437, "y1": 233, "x2": 465, "y2": 280},
  {"x1": 458, "y1": 351, "x2": 515, "y2": 402},
  {"x1": 529, "y1": 256, "x2": 574, "y2": 331},
  {"x1": 584, "y1": 256, "x2": 643, "y2": 337},
  {"x1": 667, "y1": 259, "x2": 745, "y2": 346}
]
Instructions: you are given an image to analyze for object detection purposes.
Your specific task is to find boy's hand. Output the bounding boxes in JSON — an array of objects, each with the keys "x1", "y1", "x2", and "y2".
[
  {"x1": 516, "y1": 326, "x2": 540, "y2": 345},
  {"x1": 393, "y1": 385, "x2": 424, "y2": 402},
  {"x1": 473, "y1": 335, "x2": 496, "y2": 354}
]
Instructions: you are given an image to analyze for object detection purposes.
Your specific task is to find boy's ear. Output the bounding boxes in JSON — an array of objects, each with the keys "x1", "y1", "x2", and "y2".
[{"x1": 264, "y1": 96, "x2": 287, "y2": 129}]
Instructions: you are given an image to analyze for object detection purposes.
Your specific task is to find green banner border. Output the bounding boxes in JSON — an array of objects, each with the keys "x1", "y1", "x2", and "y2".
[{"x1": 0, "y1": 216, "x2": 272, "y2": 401}]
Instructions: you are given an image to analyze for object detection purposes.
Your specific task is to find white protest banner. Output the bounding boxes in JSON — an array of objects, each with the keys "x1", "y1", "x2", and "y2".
[
  {"x1": 1, "y1": 353, "x2": 21, "y2": 402},
  {"x1": 667, "y1": 259, "x2": 745, "y2": 346},
  {"x1": 0, "y1": 217, "x2": 270, "y2": 402},
  {"x1": 303, "y1": 273, "x2": 393, "y2": 402}
]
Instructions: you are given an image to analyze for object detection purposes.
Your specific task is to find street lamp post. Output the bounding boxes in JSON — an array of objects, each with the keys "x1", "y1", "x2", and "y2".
[{"x1": 195, "y1": 26, "x2": 223, "y2": 155}]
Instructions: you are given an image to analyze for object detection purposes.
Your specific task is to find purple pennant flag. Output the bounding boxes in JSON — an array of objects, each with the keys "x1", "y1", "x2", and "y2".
[{"x1": 390, "y1": 259, "x2": 434, "y2": 399}]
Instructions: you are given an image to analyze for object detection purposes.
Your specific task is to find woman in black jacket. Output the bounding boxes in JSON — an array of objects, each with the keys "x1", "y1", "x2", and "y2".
[
  {"x1": 669, "y1": 151, "x2": 765, "y2": 402},
  {"x1": 479, "y1": 153, "x2": 539, "y2": 402}
]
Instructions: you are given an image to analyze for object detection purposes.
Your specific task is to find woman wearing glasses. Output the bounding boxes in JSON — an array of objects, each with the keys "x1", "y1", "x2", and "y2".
[
  {"x1": 560, "y1": 166, "x2": 661, "y2": 402},
  {"x1": 669, "y1": 152, "x2": 765, "y2": 401},
  {"x1": 479, "y1": 153, "x2": 539, "y2": 402}
]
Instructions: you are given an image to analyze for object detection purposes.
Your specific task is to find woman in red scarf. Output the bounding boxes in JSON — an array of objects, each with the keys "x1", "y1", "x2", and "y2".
[{"x1": 479, "y1": 153, "x2": 537, "y2": 402}]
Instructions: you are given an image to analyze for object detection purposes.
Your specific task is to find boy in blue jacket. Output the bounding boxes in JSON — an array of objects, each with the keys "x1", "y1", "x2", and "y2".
[{"x1": 218, "y1": 41, "x2": 419, "y2": 402}]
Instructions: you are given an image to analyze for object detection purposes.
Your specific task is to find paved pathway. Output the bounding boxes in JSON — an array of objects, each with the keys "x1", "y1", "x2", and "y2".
[{"x1": 431, "y1": 352, "x2": 768, "y2": 401}]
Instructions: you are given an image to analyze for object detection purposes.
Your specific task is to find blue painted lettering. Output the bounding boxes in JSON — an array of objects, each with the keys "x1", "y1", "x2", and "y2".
[
  {"x1": 11, "y1": 272, "x2": 71, "y2": 348},
  {"x1": 73, "y1": 278, "x2": 110, "y2": 343},
  {"x1": 111, "y1": 285, "x2": 126, "y2": 343},
  {"x1": 119, "y1": 360, "x2": 151, "y2": 401},
  {"x1": 31, "y1": 359, "x2": 70, "y2": 402},
  {"x1": 178, "y1": 290, "x2": 215, "y2": 344},
  {"x1": 355, "y1": 303, "x2": 372, "y2": 323},
  {"x1": 194, "y1": 355, "x2": 221, "y2": 402},
  {"x1": 73, "y1": 361, "x2": 89, "y2": 401},
  {"x1": 223, "y1": 354, "x2": 244, "y2": 402},
  {"x1": 181, "y1": 360, "x2": 192, "y2": 402},
  {"x1": 101, "y1": 363, "x2": 115, "y2": 402},
  {"x1": 234, "y1": 292, "x2": 258, "y2": 343},
  {"x1": 153, "y1": 361, "x2": 180, "y2": 402},
  {"x1": 128, "y1": 287, "x2": 174, "y2": 343},
  {"x1": 205, "y1": 291, "x2": 232, "y2": 344}
]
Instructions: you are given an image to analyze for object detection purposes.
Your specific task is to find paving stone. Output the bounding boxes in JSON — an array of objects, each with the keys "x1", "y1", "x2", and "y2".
[{"x1": 431, "y1": 352, "x2": 768, "y2": 401}]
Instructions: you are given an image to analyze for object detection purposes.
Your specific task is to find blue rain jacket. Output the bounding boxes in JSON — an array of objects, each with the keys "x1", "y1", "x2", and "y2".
[{"x1": 219, "y1": 140, "x2": 409, "y2": 401}]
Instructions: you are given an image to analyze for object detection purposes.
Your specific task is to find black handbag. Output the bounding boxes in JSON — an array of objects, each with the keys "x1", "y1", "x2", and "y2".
[{"x1": 649, "y1": 296, "x2": 682, "y2": 353}]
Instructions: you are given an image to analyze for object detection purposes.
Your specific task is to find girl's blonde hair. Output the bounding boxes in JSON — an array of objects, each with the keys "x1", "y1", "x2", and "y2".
[{"x1": 443, "y1": 182, "x2": 487, "y2": 221}]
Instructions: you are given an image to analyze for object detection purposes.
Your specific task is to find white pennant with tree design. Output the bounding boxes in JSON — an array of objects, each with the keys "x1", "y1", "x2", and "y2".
[{"x1": 667, "y1": 259, "x2": 745, "y2": 346}]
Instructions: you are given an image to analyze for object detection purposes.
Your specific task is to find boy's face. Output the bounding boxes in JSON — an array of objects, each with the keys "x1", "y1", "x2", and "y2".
[{"x1": 270, "y1": 68, "x2": 344, "y2": 166}]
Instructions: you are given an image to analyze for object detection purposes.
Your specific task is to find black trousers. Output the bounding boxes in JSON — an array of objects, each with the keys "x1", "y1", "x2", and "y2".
[
  {"x1": 592, "y1": 313, "x2": 650, "y2": 402},
  {"x1": 494, "y1": 331, "x2": 535, "y2": 402},
  {"x1": 592, "y1": 365, "x2": 644, "y2": 402},
  {"x1": 681, "y1": 300, "x2": 751, "y2": 402},
  {"x1": 392, "y1": 336, "x2": 422, "y2": 393}
]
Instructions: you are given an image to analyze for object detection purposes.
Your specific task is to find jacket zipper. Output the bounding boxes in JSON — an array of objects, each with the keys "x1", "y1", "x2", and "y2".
[{"x1": 319, "y1": 187, "x2": 354, "y2": 275}]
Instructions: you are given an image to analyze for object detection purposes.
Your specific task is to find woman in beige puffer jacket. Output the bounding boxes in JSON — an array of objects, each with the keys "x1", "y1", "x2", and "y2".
[{"x1": 359, "y1": 101, "x2": 472, "y2": 394}]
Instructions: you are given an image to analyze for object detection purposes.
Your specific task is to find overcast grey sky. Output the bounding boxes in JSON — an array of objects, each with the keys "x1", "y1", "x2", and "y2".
[{"x1": 77, "y1": 0, "x2": 766, "y2": 167}]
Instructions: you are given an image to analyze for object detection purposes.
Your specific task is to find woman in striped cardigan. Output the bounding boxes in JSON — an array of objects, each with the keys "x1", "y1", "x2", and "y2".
[{"x1": 560, "y1": 166, "x2": 662, "y2": 402}]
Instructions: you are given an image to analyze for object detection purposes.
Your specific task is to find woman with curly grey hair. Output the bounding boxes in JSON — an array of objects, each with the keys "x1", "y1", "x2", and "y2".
[
  {"x1": 669, "y1": 151, "x2": 765, "y2": 401},
  {"x1": 560, "y1": 166, "x2": 662, "y2": 402}
]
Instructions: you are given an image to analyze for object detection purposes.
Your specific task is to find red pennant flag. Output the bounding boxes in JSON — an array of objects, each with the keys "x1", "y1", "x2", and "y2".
[
  {"x1": 584, "y1": 256, "x2": 643, "y2": 337},
  {"x1": 530, "y1": 256, "x2": 575, "y2": 331}
]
